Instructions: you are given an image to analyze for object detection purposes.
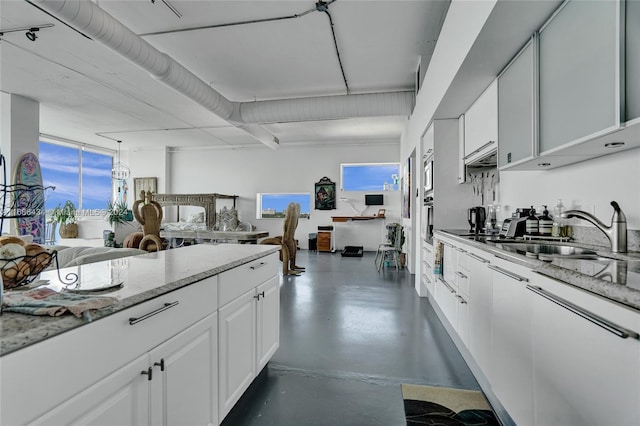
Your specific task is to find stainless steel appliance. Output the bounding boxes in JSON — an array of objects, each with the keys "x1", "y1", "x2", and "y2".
[
  {"x1": 499, "y1": 208, "x2": 531, "y2": 238},
  {"x1": 468, "y1": 206, "x2": 486, "y2": 234},
  {"x1": 422, "y1": 195, "x2": 434, "y2": 243}
]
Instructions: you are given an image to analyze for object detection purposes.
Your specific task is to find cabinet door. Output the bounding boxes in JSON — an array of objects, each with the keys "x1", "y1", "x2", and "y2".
[
  {"x1": 539, "y1": 0, "x2": 620, "y2": 152},
  {"x1": 218, "y1": 289, "x2": 257, "y2": 420},
  {"x1": 435, "y1": 277, "x2": 458, "y2": 329},
  {"x1": 32, "y1": 355, "x2": 150, "y2": 426},
  {"x1": 468, "y1": 253, "x2": 492, "y2": 375},
  {"x1": 457, "y1": 293, "x2": 469, "y2": 348},
  {"x1": 464, "y1": 80, "x2": 498, "y2": 161},
  {"x1": 149, "y1": 313, "x2": 218, "y2": 426},
  {"x1": 489, "y1": 259, "x2": 534, "y2": 426},
  {"x1": 628, "y1": 0, "x2": 640, "y2": 122},
  {"x1": 530, "y1": 275, "x2": 640, "y2": 426},
  {"x1": 498, "y1": 40, "x2": 536, "y2": 168},
  {"x1": 256, "y1": 276, "x2": 280, "y2": 372},
  {"x1": 442, "y1": 244, "x2": 457, "y2": 288}
]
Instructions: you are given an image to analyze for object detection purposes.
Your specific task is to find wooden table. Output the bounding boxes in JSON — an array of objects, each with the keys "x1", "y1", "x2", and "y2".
[
  {"x1": 161, "y1": 229, "x2": 269, "y2": 245},
  {"x1": 331, "y1": 215, "x2": 385, "y2": 222}
]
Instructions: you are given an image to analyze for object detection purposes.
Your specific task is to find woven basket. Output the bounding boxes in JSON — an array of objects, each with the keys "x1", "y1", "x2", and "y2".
[{"x1": 1, "y1": 252, "x2": 55, "y2": 290}]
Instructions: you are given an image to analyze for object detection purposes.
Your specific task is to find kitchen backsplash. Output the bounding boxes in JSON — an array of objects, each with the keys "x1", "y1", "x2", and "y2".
[
  {"x1": 468, "y1": 167, "x2": 499, "y2": 207},
  {"x1": 570, "y1": 225, "x2": 640, "y2": 252}
]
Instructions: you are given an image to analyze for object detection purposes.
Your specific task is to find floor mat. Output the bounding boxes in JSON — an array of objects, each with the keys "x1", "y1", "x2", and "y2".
[{"x1": 401, "y1": 383, "x2": 500, "y2": 425}]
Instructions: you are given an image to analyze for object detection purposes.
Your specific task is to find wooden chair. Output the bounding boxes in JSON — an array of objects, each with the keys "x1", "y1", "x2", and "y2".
[
  {"x1": 132, "y1": 191, "x2": 165, "y2": 252},
  {"x1": 260, "y1": 202, "x2": 304, "y2": 275}
]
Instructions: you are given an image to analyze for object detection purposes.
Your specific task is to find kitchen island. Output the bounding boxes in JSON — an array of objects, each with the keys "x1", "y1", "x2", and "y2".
[{"x1": 0, "y1": 244, "x2": 281, "y2": 425}]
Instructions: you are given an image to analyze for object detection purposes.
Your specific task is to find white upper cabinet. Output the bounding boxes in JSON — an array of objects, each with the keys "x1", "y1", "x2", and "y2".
[
  {"x1": 538, "y1": 0, "x2": 621, "y2": 153},
  {"x1": 463, "y1": 80, "x2": 498, "y2": 164},
  {"x1": 627, "y1": 0, "x2": 640, "y2": 123},
  {"x1": 498, "y1": 39, "x2": 536, "y2": 168}
]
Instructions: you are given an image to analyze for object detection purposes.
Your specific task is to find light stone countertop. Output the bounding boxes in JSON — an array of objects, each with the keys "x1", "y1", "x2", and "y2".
[
  {"x1": 0, "y1": 244, "x2": 280, "y2": 357},
  {"x1": 436, "y1": 230, "x2": 640, "y2": 312}
]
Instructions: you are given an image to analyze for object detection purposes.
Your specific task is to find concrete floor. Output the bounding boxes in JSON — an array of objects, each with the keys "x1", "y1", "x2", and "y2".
[{"x1": 221, "y1": 250, "x2": 480, "y2": 426}]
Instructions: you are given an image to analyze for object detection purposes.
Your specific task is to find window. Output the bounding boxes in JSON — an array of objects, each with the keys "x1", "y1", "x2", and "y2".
[
  {"x1": 340, "y1": 163, "x2": 399, "y2": 191},
  {"x1": 39, "y1": 141, "x2": 113, "y2": 215},
  {"x1": 256, "y1": 193, "x2": 311, "y2": 219}
]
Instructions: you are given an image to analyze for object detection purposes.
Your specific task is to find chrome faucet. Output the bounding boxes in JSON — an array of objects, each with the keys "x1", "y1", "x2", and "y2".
[{"x1": 561, "y1": 201, "x2": 627, "y2": 253}]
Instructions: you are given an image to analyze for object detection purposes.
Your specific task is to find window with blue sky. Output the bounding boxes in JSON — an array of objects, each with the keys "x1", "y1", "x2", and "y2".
[
  {"x1": 257, "y1": 193, "x2": 311, "y2": 219},
  {"x1": 340, "y1": 163, "x2": 400, "y2": 191},
  {"x1": 39, "y1": 141, "x2": 113, "y2": 213}
]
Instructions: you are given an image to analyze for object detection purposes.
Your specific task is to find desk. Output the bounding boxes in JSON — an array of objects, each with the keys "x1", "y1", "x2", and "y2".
[
  {"x1": 331, "y1": 216, "x2": 385, "y2": 222},
  {"x1": 330, "y1": 216, "x2": 386, "y2": 251}
]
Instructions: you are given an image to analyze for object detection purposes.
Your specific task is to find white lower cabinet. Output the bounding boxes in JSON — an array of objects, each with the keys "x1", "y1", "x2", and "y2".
[
  {"x1": 33, "y1": 314, "x2": 218, "y2": 426},
  {"x1": 467, "y1": 251, "x2": 493, "y2": 375},
  {"x1": 218, "y1": 274, "x2": 280, "y2": 421},
  {"x1": 489, "y1": 258, "x2": 534, "y2": 426},
  {"x1": 530, "y1": 274, "x2": 640, "y2": 426},
  {"x1": 219, "y1": 289, "x2": 257, "y2": 420},
  {"x1": 32, "y1": 355, "x2": 150, "y2": 425},
  {"x1": 432, "y1": 234, "x2": 640, "y2": 426},
  {"x1": 256, "y1": 276, "x2": 280, "y2": 371},
  {"x1": 149, "y1": 314, "x2": 218, "y2": 426}
]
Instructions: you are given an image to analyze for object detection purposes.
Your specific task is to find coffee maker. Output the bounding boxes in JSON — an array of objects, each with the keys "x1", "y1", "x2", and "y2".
[{"x1": 468, "y1": 206, "x2": 486, "y2": 234}]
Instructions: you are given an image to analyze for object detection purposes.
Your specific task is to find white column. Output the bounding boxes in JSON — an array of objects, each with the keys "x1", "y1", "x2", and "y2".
[{"x1": 0, "y1": 93, "x2": 40, "y2": 234}]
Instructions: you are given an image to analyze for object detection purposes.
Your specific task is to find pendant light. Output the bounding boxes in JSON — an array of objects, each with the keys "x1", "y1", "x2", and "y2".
[{"x1": 111, "y1": 140, "x2": 130, "y2": 181}]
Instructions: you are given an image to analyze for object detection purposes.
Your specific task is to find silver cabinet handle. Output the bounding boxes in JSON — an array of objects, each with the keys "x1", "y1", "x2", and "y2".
[
  {"x1": 468, "y1": 253, "x2": 489, "y2": 263},
  {"x1": 439, "y1": 279, "x2": 456, "y2": 294},
  {"x1": 456, "y1": 295, "x2": 468, "y2": 304},
  {"x1": 129, "y1": 301, "x2": 180, "y2": 325},
  {"x1": 250, "y1": 262, "x2": 267, "y2": 270},
  {"x1": 488, "y1": 265, "x2": 529, "y2": 282},
  {"x1": 527, "y1": 285, "x2": 639, "y2": 340},
  {"x1": 464, "y1": 140, "x2": 496, "y2": 159},
  {"x1": 455, "y1": 271, "x2": 468, "y2": 279},
  {"x1": 456, "y1": 248, "x2": 467, "y2": 253}
]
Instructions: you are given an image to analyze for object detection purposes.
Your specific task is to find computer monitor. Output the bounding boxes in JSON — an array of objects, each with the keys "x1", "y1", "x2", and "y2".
[{"x1": 365, "y1": 194, "x2": 384, "y2": 206}]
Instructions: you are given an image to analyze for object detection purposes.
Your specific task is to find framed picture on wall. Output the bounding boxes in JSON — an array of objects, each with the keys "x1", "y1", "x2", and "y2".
[
  {"x1": 133, "y1": 177, "x2": 157, "y2": 200},
  {"x1": 401, "y1": 158, "x2": 411, "y2": 219},
  {"x1": 314, "y1": 176, "x2": 336, "y2": 210}
]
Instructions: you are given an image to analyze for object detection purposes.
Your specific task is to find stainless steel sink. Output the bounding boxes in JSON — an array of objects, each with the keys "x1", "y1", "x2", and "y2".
[{"x1": 492, "y1": 242, "x2": 598, "y2": 258}]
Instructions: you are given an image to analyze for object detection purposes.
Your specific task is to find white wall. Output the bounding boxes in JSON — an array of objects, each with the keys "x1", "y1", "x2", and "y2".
[
  {"x1": 499, "y1": 149, "x2": 640, "y2": 229},
  {"x1": 402, "y1": 1, "x2": 497, "y2": 276},
  {"x1": 155, "y1": 142, "x2": 401, "y2": 251}
]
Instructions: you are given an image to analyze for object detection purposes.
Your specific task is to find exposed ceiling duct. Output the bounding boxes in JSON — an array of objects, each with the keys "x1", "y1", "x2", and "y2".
[{"x1": 31, "y1": 0, "x2": 414, "y2": 149}]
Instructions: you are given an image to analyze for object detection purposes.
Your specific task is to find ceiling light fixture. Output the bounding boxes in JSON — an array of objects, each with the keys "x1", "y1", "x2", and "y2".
[
  {"x1": 25, "y1": 28, "x2": 39, "y2": 41},
  {"x1": 111, "y1": 140, "x2": 131, "y2": 181},
  {"x1": 0, "y1": 23, "x2": 54, "y2": 41},
  {"x1": 604, "y1": 141, "x2": 625, "y2": 149},
  {"x1": 149, "y1": 0, "x2": 182, "y2": 19}
]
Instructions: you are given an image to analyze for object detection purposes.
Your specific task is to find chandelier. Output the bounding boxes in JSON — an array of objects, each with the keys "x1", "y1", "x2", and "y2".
[{"x1": 111, "y1": 140, "x2": 130, "y2": 181}]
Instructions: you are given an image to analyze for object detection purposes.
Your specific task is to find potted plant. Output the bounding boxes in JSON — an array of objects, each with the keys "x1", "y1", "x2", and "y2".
[
  {"x1": 51, "y1": 200, "x2": 78, "y2": 238},
  {"x1": 106, "y1": 199, "x2": 130, "y2": 227},
  {"x1": 105, "y1": 199, "x2": 132, "y2": 248},
  {"x1": 389, "y1": 224, "x2": 406, "y2": 267}
]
